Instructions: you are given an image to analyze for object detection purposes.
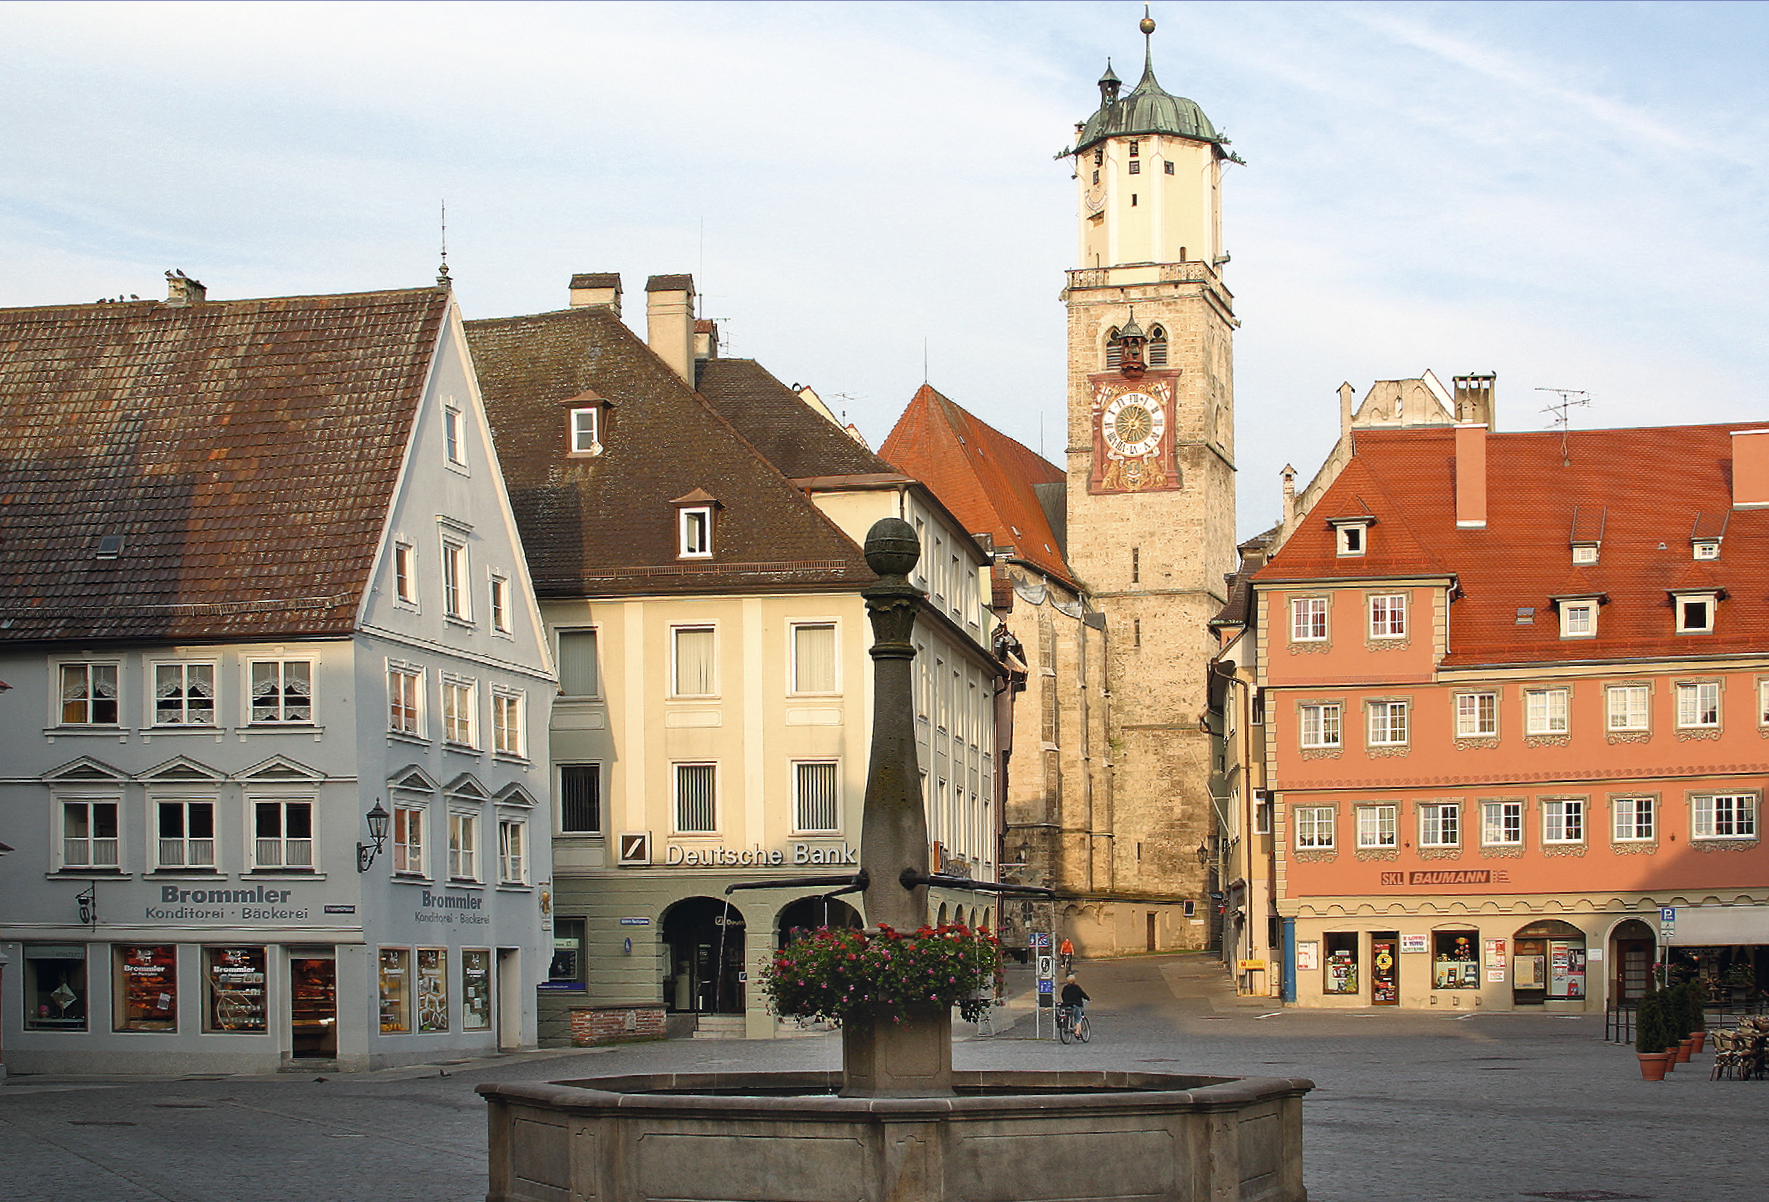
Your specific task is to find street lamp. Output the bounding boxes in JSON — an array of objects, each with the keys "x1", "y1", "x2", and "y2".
[{"x1": 356, "y1": 799, "x2": 391, "y2": 872}]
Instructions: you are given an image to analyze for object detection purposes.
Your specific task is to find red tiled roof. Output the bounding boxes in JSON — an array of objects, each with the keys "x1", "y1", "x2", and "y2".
[
  {"x1": 880, "y1": 385, "x2": 1073, "y2": 586},
  {"x1": 0, "y1": 289, "x2": 449, "y2": 643},
  {"x1": 1257, "y1": 424, "x2": 1769, "y2": 667}
]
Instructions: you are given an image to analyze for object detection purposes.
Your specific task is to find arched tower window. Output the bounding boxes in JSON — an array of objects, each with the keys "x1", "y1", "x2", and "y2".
[
  {"x1": 1104, "y1": 327, "x2": 1122, "y2": 370},
  {"x1": 1147, "y1": 325, "x2": 1168, "y2": 368}
]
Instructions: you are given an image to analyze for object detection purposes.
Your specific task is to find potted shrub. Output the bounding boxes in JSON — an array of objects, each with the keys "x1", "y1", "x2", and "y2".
[
  {"x1": 1689, "y1": 981, "x2": 1709, "y2": 1053},
  {"x1": 1635, "y1": 992, "x2": 1672, "y2": 1080},
  {"x1": 1671, "y1": 983, "x2": 1698, "y2": 1062}
]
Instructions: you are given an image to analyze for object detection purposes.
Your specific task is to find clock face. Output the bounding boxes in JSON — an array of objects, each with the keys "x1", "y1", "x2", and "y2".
[{"x1": 1102, "y1": 392, "x2": 1165, "y2": 458}]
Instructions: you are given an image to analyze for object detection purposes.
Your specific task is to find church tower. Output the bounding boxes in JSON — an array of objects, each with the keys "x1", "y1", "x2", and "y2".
[{"x1": 1061, "y1": 11, "x2": 1238, "y2": 945}]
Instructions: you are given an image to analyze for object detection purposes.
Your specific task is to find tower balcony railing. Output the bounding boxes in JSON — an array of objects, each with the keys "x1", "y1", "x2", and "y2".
[{"x1": 1066, "y1": 260, "x2": 1221, "y2": 292}]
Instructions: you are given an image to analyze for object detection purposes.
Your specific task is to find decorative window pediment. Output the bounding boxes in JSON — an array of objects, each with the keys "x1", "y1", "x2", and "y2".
[
  {"x1": 443, "y1": 771, "x2": 492, "y2": 803},
  {"x1": 138, "y1": 755, "x2": 226, "y2": 783},
  {"x1": 388, "y1": 765, "x2": 440, "y2": 794},
  {"x1": 236, "y1": 754, "x2": 324, "y2": 783},
  {"x1": 42, "y1": 755, "x2": 129, "y2": 784}
]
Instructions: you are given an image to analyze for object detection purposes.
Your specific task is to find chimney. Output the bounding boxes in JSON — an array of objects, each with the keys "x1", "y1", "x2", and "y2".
[
  {"x1": 1731, "y1": 429, "x2": 1769, "y2": 508},
  {"x1": 1338, "y1": 382, "x2": 1354, "y2": 437},
  {"x1": 1280, "y1": 464, "x2": 1297, "y2": 531},
  {"x1": 165, "y1": 270, "x2": 206, "y2": 306},
  {"x1": 1453, "y1": 373, "x2": 1496, "y2": 427},
  {"x1": 568, "y1": 272, "x2": 622, "y2": 317},
  {"x1": 1455, "y1": 423, "x2": 1488, "y2": 529},
  {"x1": 645, "y1": 274, "x2": 696, "y2": 382},
  {"x1": 694, "y1": 319, "x2": 719, "y2": 363}
]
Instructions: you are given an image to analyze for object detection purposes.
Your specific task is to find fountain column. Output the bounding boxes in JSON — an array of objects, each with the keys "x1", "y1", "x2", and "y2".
[{"x1": 842, "y1": 517, "x2": 951, "y2": 1097}]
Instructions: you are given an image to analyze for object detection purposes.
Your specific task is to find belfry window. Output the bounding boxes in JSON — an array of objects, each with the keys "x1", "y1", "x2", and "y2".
[
  {"x1": 1128, "y1": 140, "x2": 1139, "y2": 157},
  {"x1": 1146, "y1": 325, "x2": 1167, "y2": 367},
  {"x1": 1105, "y1": 327, "x2": 1122, "y2": 370}
]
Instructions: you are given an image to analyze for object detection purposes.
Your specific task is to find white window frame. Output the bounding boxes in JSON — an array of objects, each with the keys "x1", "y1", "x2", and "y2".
[
  {"x1": 1294, "y1": 807, "x2": 1334, "y2": 850},
  {"x1": 393, "y1": 803, "x2": 426, "y2": 875},
  {"x1": 56, "y1": 660, "x2": 121, "y2": 727},
  {"x1": 1368, "y1": 594, "x2": 1406, "y2": 639},
  {"x1": 789, "y1": 621, "x2": 839, "y2": 695},
  {"x1": 569, "y1": 406, "x2": 601, "y2": 455},
  {"x1": 442, "y1": 677, "x2": 477, "y2": 749},
  {"x1": 150, "y1": 660, "x2": 218, "y2": 727},
  {"x1": 1693, "y1": 539, "x2": 1721, "y2": 561},
  {"x1": 1559, "y1": 601, "x2": 1596, "y2": 638},
  {"x1": 1290, "y1": 597, "x2": 1327, "y2": 643},
  {"x1": 1481, "y1": 800, "x2": 1524, "y2": 846},
  {"x1": 1336, "y1": 523, "x2": 1368, "y2": 557},
  {"x1": 489, "y1": 573, "x2": 511, "y2": 635},
  {"x1": 393, "y1": 541, "x2": 418, "y2": 607},
  {"x1": 1675, "y1": 592, "x2": 1716, "y2": 633},
  {"x1": 1419, "y1": 802, "x2": 1460, "y2": 848},
  {"x1": 153, "y1": 796, "x2": 217, "y2": 871},
  {"x1": 249, "y1": 797, "x2": 315, "y2": 871},
  {"x1": 1760, "y1": 679, "x2": 1769, "y2": 729},
  {"x1": 1694, "y1": 793, "x2": 1757, "y2": 840},
  {"x1": 448, "y1": 811, "x2": 480, "y2": 882},
  {"x1": 1299, "y1": 703, "x2": 1341, "y2": 749},
  {"x1": 1356, "y1": 804, "x2": 1397, "y2": 848},
  {"x1": 388, "y1": 663, "x2": 424, "y2": 737},
  {"x1": 1367, "y1": 700, "x2": 1409, "y2": 746},
  {"x1": 673, "y1": 762, "x2": 718, "y2": 834},
  {"x1": 58, "y1": 796, "x2": 121, "y2": 870},
  {"x1": 678, "y1": 506, "x2": 713, "y2": 559},
  {"x1": 1676, "y1": 680, "x2": 1721, "y2": 729},
  {"x1": 1455, "y1": 692, "x2": 1496, "y2": 737},
  {"x1": 1571, "y1": 543, "x2": 1598, "y2": 565},
  {"x1": 1607, "y1": 685, "x2": 1650, "y2": 732},
  {"x1": 498, "y1": 817, "x2": 528, "y2": 884},
  {"x1": 671, "y1": 625, "x2": 717, "y2": 698},
  {"x1": 1613, "y1": 797, "x2": 1655, "y2": 842},
  {"x1": 792, "y1": 760, "x2": 842, "y2": 835},
  {"x1": 246, "y1": 659, "x2": 314, "y2": 725},
  {"x1": 442, "y1": 537, "x2": 471, "y2": 622},
  {"x1": 444, "y1": 404, "x2": 466, "y2": 468},
  {"x1": 1542, "y1": 797, "x2": 1585, "y2": 845},
  {"x1": 492, "y1": 688, "x2": 525, "y2": 758},
  {"x1": 1525, "y1": 688, "x2": 1569, "y2": 735}
]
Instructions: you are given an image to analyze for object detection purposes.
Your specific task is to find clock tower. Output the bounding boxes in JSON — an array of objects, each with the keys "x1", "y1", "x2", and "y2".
[{"x1": 1061, "y1": 11, "x2": 1238, "y2": 941}]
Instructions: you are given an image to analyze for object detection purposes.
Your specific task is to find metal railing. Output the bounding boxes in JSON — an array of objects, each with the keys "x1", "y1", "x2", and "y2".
[{"x1": 1605, "y1": 995, "x2": 1769, "y2": 1043}]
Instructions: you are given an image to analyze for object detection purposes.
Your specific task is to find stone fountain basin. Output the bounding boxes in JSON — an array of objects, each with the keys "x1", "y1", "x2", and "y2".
[{"x1": 480, "y1": 1069, "x2": 1312, "y2": 1202}]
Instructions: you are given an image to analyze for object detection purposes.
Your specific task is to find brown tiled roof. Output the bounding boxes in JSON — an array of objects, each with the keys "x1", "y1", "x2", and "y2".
[
  {"x1": 464, "y1": 307, "x2": 874, "y2": 597},
  {"x1": 1256, "y1": 424, "x2": 1769, "y2": 667},
  {"x1": 696, "y1": 357, "x2": 892, "y2": 480},
  {"x1": 0, "y1": 289, "x2": 449, "y2": 644},
  {"x1": 570, "y1": 273, "x2": 620, "y2": 289},
  {"x1": 645, "y1": 274, "x2": 693, "y2": 292},
  {"x1": 880, "y1": 385, "x2": 1074, "y2": 586}
]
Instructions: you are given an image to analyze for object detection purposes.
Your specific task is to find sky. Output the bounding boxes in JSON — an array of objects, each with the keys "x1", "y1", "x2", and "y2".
[{"x1": 4, "y1": 1, "x2": 1768, "y2": 539}]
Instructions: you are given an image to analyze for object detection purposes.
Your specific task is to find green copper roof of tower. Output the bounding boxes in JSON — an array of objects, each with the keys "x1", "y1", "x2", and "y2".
[{"x1": 1074, "y1": 31, "x2": 1222, "y2": 154}]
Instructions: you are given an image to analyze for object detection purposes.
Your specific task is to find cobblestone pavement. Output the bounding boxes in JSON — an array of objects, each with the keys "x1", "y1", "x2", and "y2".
[{"x1": 3, "y1": 953, "x2": 1764, "y2": 1201}]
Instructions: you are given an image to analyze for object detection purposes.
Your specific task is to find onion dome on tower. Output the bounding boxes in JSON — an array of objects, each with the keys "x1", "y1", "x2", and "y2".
[{"x1": 1073, "y1": 10, "x2": 1235, "y2": 158}]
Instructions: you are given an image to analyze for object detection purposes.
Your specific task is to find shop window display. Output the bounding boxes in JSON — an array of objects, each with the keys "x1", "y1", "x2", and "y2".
[
  {"x1": 204, "y1": 946, "x2": 267, "y2": 1032},
  {"x1": 290, "y1": 955, "x2": 338, "y2": 1058},
  {"x1": 115, "y1": 945, "x2": 178, "y2": 1032},
  {"x1": 25, "y1": 945, "x2": 88, "y2": 1030},
  {"x1": 417, "y1": 948, "x2": 449, "y2": 1032},
  {"x1": 379, "y1": 948, "x2": 411, "y2": 1033},
  {"x1": 463, "y1": 949, "x2": 492, "y2": 1031},
  {"x1": 1433, "y1": 932, "x2": 1479, "y2": 989},
  {"x1": 1323, "y1": 932, "x2": 1360, "y2": 994}
]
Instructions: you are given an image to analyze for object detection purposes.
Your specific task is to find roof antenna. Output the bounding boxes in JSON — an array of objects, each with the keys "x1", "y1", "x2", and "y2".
[
  {"x1": 923, "y1": 337, "x2": 929, "y2": 385},
  {"x1": 1535, "y1": 387, "x2": 1590, "y2": 464},
  {"x1": 437, "y1": 200, "x2": 451, "y2": 288}
]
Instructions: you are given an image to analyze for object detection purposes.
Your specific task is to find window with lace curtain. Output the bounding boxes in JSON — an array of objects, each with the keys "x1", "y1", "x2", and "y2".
[
  {"x1": 790, "y1": 622, "x2": 837, "y2": 694},
  {"x1": 673, "y1": 626, "x2": 715, "y2": 697}
]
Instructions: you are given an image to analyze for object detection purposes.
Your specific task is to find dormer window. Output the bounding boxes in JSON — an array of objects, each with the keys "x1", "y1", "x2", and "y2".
[
  {"x1": 1673, "y1": 590, "x2": 1720, "y2": 633},
  {"x1": 1571, "y1": 543, "x2": 1599, "y2": 565},
  {"x1": 1554, "y1": 596, "x2": 1602, "y2": 639},
  {"x1": 1329, "y1": 517, "x2": 1374, "y2": 557},
  {"x1": 560, "y1": 389, "x2": 612, "y2": 457},
  {"x1": 1693, "y1": 539, "x2": 1721, "y2": 561},
  {"x1": 570, "y1": 407, "x2": 601, "y2": 455},
  {"x1": 672, "y1": 488, "x2": 720, "y2": 560}
]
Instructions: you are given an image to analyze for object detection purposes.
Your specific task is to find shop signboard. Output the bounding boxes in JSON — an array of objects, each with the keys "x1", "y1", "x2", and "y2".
[
  {"x1": 1296, "y1": 941, "x2": 1319, "y2": 972},
  {"x1": 1399, "y1": 934, "x2": 1428, "y2": 954},
  {"x1": 1548, "y1": 940, "x2": 1586, "y2": 998}
]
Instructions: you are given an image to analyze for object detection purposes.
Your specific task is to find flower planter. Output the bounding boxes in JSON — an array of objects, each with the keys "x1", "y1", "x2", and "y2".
[
  {"x1": 1675, "y1": 1038, "x2": 1694, "y2": 1063},
  {"x1": 1637, "y1": 1052, "x2": 1672, "y2": 1081},
  {"x1": 1692, "y1": 1030, "x2": 1708, "y2": 1054}
]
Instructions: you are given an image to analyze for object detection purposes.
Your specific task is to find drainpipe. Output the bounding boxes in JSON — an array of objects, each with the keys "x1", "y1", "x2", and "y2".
[{"x1": 1281, "y1": 918, "x2": 1297, "y2": 1003}]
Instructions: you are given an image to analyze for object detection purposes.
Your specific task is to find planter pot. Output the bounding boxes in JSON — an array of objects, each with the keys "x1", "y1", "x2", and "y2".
[
  {"x1": 1638, "y1": 1052, "x2": 1672, "y2": 1081},
  {"x1": 1662, "y1": 1049, "x2": 1675, "y2": 1072},
  {"x1": 1692, "y1": 1030, "x2": 1708, "y2": 1054},
  {"x1": 1675, "y1": 1038, "x2": 1694, "y2": 1063}
]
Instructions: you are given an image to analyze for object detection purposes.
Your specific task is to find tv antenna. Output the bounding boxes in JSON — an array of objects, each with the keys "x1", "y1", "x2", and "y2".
[{"x1": 1536, "y1": 387, "x2": 1590, "y2": 462}]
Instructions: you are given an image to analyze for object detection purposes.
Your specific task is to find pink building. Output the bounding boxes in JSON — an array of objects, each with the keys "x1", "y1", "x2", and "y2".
[{"x1": 1253, "y1": 422, "x2": 1769, "y2": 1010}]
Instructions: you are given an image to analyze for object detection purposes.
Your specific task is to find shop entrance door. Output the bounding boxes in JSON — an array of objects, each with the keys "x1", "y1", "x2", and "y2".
[
  {"x1": 289, "y1": 953, "x2": 337, "y2": 1059},
  {"x1": 496, "y1": 948, "x2": 522, "y2": 1052},
  {"x1": 1611, "y1": 919, "x2": 1655, "y2": 1002},
  {"x1": 1371, "y1": 933, "x2": 1399, "y2": 1005},
  {"x1": 661, "y1": 897, "x2": 745, "y2": 1013}
]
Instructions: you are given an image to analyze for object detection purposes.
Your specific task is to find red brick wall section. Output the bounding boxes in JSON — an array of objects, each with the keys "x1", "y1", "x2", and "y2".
[{"x1": 569, "y1": 1007, "x2": 667, "y2": 1047}]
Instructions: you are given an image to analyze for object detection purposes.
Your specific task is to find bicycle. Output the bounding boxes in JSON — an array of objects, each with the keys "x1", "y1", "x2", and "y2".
[{"x1": 1056, "y1": 1003, "x2": 1091, "y2": 1044}]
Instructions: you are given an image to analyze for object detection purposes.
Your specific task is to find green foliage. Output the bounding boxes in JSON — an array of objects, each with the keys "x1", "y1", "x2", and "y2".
[
  {"x1": 761, "y1": 923, "x2": 1001, "y2": 1025},
  {"x1": 1667, "y1": 983, "x2": 1695, "y2": 1041},
  {"x1": 1635, "y1": 992, "x2": 1669, "y2": 1055}
]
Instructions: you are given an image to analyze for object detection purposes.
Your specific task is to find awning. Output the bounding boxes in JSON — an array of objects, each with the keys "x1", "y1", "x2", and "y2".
[{"x1": 1662, "y1": 906, "x2": 1769, "y2": 947}]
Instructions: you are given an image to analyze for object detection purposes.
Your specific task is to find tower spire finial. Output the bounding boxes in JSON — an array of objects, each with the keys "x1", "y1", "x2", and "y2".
[
  {"x1": 1140, "y1": 5, "x2": 1156, "y2": 77},
  {"x1": 437, "y1": 200, "x2": 451, "y2": 288}
]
